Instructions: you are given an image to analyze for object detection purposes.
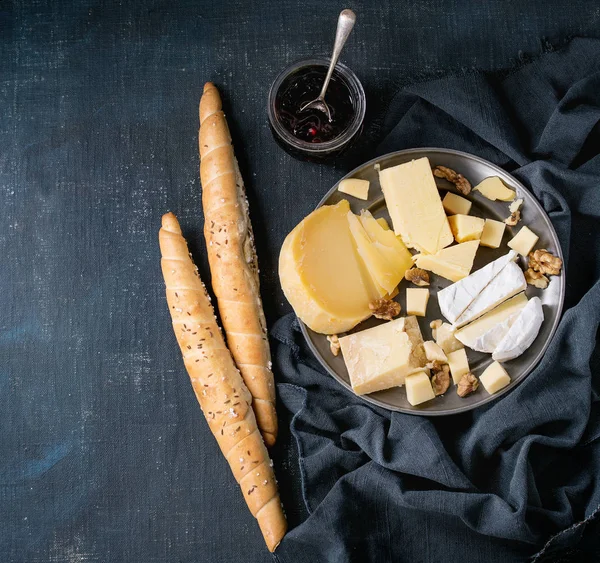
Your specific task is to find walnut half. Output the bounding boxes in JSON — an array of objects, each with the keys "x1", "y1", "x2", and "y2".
[
  {"x1": 369, "y1": 298, "x2": 401, "y2": 321},
  {"x1": 525, "y1": 267, "x2": 549, "y2": 289},
  {"x1": 430, "y1": 362, "x2": 451, "y2": 396},
  {"x1": 433, "y1": 165, "x2": 472, "y2": 195},
  {"x1": 457, "y1": 373, "x2": 479, "y2": 397},
  {"x1": 327, "y1": 334, "x2": 341, "y2": 356},
  {"x1": 529, "y1": 249, "x2": 562, "y2": 276},
  {"x1": 405, "y1": 267, "x2": 430, "y2": 287},
  {"x1": 504, "y1": 209, "x2": 521, "y2": 226}
]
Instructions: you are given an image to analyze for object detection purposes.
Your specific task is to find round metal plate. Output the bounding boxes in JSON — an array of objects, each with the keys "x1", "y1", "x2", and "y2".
[{"x1": 299, "y1": 148, "x2": 565, "y2": 415}]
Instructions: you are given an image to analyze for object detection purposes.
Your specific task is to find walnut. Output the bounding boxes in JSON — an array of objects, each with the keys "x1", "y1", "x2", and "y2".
[
  {"x1": 327, "y1": 335, "x2": 341, "y2": 356},
  {"x1": 524, "y1": 267, "x2": 549, "y2": 289},
  {"x1": 528, "y1": 249, "x2": 562, "y2": 276},
  {"x1": 369, "y1": 298, "x2": 401, "y2": 320},
  {"x1": 430, "y1": 362, "x2": 451, "y2": 396},
  {"x1": 504, "y1": 209, "x2": 521, "y2": 226},
  {"x1": 405, "y1": 267, "x2": 430, "y2": 287},
  {"x1": 457, "y1": 373, "x2": 479, "y2": 397},
  {"x1": 433, "y1": 165, "x2": 472, "y2": 195}
]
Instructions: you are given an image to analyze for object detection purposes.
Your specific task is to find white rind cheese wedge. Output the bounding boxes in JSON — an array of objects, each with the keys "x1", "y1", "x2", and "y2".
[
  {"x1": 339, "y1": 316, "x2": 427, "y2": 395},
  {"x1": 454, "y1": 261, "x2": 526, "y2": 328},
  {"x1": 437, "y1": 250, "x2": 518, "y2": 324},
  {"x1": 379, "y1": 157, "x2": 454, "y2": 254},
  {"x1": 414, "y1": 240, "x2": 480, "y2": 282},
  {"x1": 454, "y1": 292, "x2": 528, "y2": 352},
  {"x1": 492, "y1": 297, "x2": 544, "y2": 362}
]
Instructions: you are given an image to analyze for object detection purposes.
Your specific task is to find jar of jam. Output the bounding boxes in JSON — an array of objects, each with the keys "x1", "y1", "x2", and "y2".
[{"x1": 268, "y1": 59, "x2": 366, "y2": 161}]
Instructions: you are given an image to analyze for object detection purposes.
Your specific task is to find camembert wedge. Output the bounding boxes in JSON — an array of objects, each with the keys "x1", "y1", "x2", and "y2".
[
  {"x1": 339, "y1": 316, "x2": 427, "y2": 395},
  {"x1": 379, "y1": 157, "x2": 453, "y2": 254},
  {"x1": 414, "y1": 240, "x2": 480, "y2": 282}
]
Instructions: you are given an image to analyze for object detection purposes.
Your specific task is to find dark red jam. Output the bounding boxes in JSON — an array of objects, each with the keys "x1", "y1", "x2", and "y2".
[{"x1": 274, "y1": 66, "x2": 355, "y2": 144}]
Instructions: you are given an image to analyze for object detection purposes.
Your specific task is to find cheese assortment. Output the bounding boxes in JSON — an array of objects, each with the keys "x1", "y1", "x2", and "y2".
[{"x1": 279, "y1": 158, "x2": 563, "y2": 408}]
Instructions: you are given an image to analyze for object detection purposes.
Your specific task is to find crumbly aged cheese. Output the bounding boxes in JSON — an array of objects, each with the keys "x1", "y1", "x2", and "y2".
[
  {"x1": 279, "y1": 200, "x2": 380, "y2": 334},
  {"x1": 406, "y1": 288, "x2": 430, "y2": 316},
  {"x1": 338, "y1": 178, "x2": 370, "y2": 200},
  {"x1": 432, "y1": 322, "x2": 464, "y2": 354},
  {"x1": 347, "y1": 211, "x2": 399, "y2": 295},
  {"x1": 447, "y1": 348, "x2": 470, "y2": 384},
  {"x1": 376, "y1": 217, "x2": 391, "y2": 231},
  {"x1": 437, "y1": 250, "x2": 518, "y2": 324},
  {"x1": 509, "y1": 199, "x2": 524, "y2": 213},
  {"x1": 442, "y1": 192, "x2": 472, "y2": 216},
  {"x1": 508, "y1": 226, "x2": 539, "y2": 257},
  {"x1": 414, "y1": 240, "x2": 480, "y2": 282},
  {"x1": 448, "y1": 214, "x2": 485, "y2": 243},
  {"x1": 480, "y1": 219, "x2": 506, "y2": 248},
  {"x1": 359, "y1": 210, "x2": 414, "y2": 281},
  {"x1": 473, "y1": 177, "x2": 516, "y2": 201},
  {"x1": 379, "y1": 157, "x2": 453, "y2": 254},
  {"x1": 479, "y1": 361, "x2": 511, "y2": 394},
  {"x1": 339, "y1": 316, "x2": 427, "y2": 395},
  {"x1": 423, "y1": 340, "x2": 448, "y2": 363},
  {"x1": 405, "y1": 371, "x2": 435, "y2": 406},
  {"x1": 454, "y1": 261, "x2": 526, "y2": 328},
  {"x1": 492, "y1": 297, "x2": 544, "y2": 362},
  {"x1": 455, "y1": 292, "x2": 528, "y2": 352}
]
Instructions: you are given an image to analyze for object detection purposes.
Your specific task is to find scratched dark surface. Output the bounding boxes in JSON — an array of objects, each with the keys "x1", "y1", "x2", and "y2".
[{"x1": 1, "y1": 1, "x2": 599, "y2": 562}]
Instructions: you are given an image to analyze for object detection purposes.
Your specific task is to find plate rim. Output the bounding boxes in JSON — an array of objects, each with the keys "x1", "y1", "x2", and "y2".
[{"x1": 298, "y1": 147, "x2": 566, "y2": 416}]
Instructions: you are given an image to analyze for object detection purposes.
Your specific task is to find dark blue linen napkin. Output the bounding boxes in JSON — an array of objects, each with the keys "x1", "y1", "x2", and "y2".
[{"x1": 271, "y1": 38, "x2": 600, "y2": 563}]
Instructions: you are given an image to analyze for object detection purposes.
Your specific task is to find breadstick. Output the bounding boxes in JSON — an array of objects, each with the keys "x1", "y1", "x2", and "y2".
[
  {"x1": 159, "y1": 212, "x2": 286, "y2": 552},
  {"x1": 199, "y1": 82, "x2": 278, "y2": 447}
]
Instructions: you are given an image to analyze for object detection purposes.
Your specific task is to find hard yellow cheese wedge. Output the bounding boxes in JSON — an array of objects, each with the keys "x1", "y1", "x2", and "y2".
[
  {"x1": 279, "y1": 200, "x2": 380, "y2": 334},
  {"x1": 414, "y1": 240, "x2": 480, "y2": 282},
  {"x1": 379, "y1": 157, "x2": 454, "y2": 254}
]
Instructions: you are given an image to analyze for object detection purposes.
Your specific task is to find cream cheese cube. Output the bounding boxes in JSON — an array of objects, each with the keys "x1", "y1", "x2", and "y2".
[
  {"x1": 442, "y1": 192, "x2": 472, "y2": 215},
  {"x1": 507, "y1": 226, "x2": 539, "y2": 257},
  {"x1": 338, "y1": 178, "x2": 370, "y2": 200},
  {"x1": 405, "y1": 371, "x2": 435, "y2": 406},
  {"x1": 447, "y1": 348, "x2": 470, "y2": 384},
  {"x1": 480, "y1": 219, "x2": 506, "y2": 248},
  {"x1": 423, "y1": 340, "x2": 448, "y2": 363},
  {"x1": 479, "y1": 361, "x2": 511, "y2": 394},
  {"x1": 406, "y1": 288, "x2": 430, "y2": 316}
]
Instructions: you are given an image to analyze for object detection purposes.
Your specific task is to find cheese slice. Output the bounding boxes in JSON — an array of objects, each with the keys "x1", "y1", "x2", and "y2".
[
  {"x1": 338, "y1": 178, "x2": 370, "y2": 200},
  {"x1": 438, "y1": 250, "x2": 518, "y2": 324},
  {"x1": 454, "y1": 261, "x2": 526, "y2": 328},
  {"x1": 405, "y1": 371, "x2": 435, "y2": 406},
  {"x1": 347, "y1": 211, "x2": 398, "y2": 295},
  {"x1": 359, "y1": 210, "x2": 414, "y2": 278},
  {"x1": 414, "y1": 240, "x2": 480, "y2": 282},
  {"x1": 279, "y1": 200, "x2": 380, "y2": 334},
  {"x1": 339, "y1": 316, "x2": 427, "y2": 395},
  {"x1": 376, "y1": 217, "x2": 391, "y2": 231},
  {"x1": 492, "y1": 297, "x2": 544, "y2": 362},
  {"x1": 473, "y1": 177, "x2": 516, "y2": 201},
  {"x1": 448, "y1": 214, "x2": 485, "y2": 243},
  {"x1": 454, "y1": 292, "x2": 528, "y2": 352},
  {"x1": 379, "y1": 157, "x2": 453, "y2": 254}
]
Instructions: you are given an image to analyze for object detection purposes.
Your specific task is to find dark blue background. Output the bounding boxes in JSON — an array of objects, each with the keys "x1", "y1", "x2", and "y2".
[{"x1": 1, "y1": 2, "x2": 599, "y2": 562}]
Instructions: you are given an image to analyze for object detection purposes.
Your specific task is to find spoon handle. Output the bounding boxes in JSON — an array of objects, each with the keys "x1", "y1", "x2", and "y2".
[{"x1": 318, "y1": 9, "x2": 356, "y2": 101}]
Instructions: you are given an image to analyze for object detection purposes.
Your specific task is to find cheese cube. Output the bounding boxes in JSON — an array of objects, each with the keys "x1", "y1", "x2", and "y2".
[
  {"x1": 479, "y1": 361, "x2": 511, "y2": 394},
  {"x1": 447, "y1": 348, "x2": 470, "y2": 384},
  {"x1": 448, "y1": 214, "x2": 485, "y2": 243},
  {"x1": 508, "y1": 226, "x2": 539, "y2": 257},
  {"x1": 337, "y1": 178, "x2": 370, "y2": 200},
  {"x1": 339, "y1": 316, "x2": 427, "y2": 395},
  {"x1": 379, "y1": 157, "x2": 454, "y2": 254},
  {"x1": 474, "y1": 177, "x2": 516, "y2": 201},
  {"x1": 432, "y1": 322, "x2": 464, "y2": 354},
  {"x1": 442, "y1": 192, "x2": 472, "y2": 215},
  {"x1": 480, "y1": 219, "x2": 506, "y2": 248},
  {"x1": 376, "y1": 217, "x2": 391, "y2": 231},
  {"x1": 414, "y1": 240, "x2": 480, "y2": 282},
  {"x1": 406, "y1": 288, "x2": 430, "y2": 316},
  {"x1": 423, "y1": 340, "x2": 448, "y2": 363},
  {"x1": 405, "y1": 371, "x2": 435, "y2": 406}
]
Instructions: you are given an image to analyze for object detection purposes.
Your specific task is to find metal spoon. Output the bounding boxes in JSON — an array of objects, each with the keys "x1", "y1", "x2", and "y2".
[{"x1": 299, "y1": 9, "x2": 356, "y2": 122}]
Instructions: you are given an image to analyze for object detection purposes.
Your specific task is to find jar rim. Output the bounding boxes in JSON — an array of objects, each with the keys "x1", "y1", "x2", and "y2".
[{"x1": 268, "y1": 58, "x2": 366, "y2": 154}]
